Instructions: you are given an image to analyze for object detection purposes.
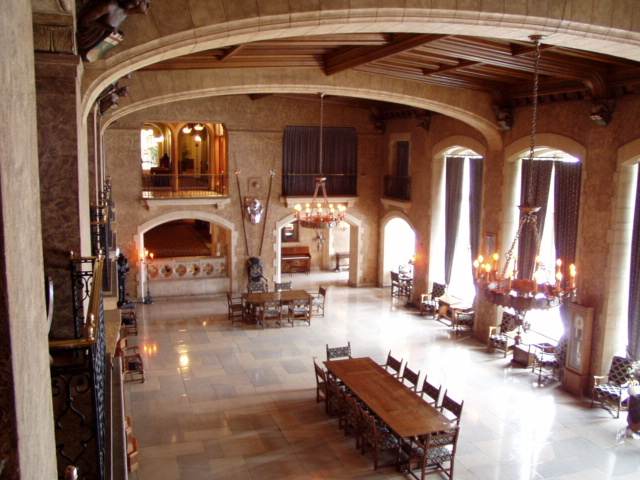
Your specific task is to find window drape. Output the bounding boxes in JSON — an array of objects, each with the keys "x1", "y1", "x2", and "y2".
[
  {"x1": 628, "y1": 167, "x2": 640, "y2": 360},
  {"x1": 282, "y1": 126, "x2": 357, "y2": 196},
  {"x1": 517, "y1": 160, "x2": 553, "y2": 280},
  {"x1": 445, "y1": 157, "x2": 464, "y2": 285},
  {"x1": 468, "y1": 157, "x2": 484, "y2": 264},
  {"x1": 553, "y1": 161, "x2": 582, "y2": 277}
]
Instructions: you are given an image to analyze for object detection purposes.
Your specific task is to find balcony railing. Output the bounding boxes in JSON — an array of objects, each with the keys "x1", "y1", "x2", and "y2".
[
  {"x1": 141, "y1": 172, "x2": 228, "y2": 199},
  {"x1": 90, "y1": 179, "x2": 115, "y2": 292},
  {"x1": 282, "y1": 173, "x2": 357, "y2": 196},
  {"x1": 50, "y1": 258, "x2": 107, "y2": 479},
  {"x1": 383, "y1": 175, "x2": 411, "y2": 201}
]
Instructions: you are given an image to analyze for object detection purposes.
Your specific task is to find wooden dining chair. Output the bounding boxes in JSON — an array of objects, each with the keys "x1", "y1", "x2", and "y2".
[
  {"x1": 361, "y1": 411, "x2": 400, "y2": 470},
  {"x1": 440, "y1": 393, "x2": 464, "y2": 426},
  {"x1": 313, "y1": 359, "x2": 327, "y2": 404},
  {"x1": 310, "y1": 286, "x2": 327, "y2": 316},
  {"x1": 382, "y1": 351, "x2": 404, "y2": 378},
  {"x1": 288, "y1": 297, "x2": 311, "y2": 326},
  {"x1": 420, "y1": 376, "x2": 443, "y2": 407},
  {"x1": 226, "y1": 292, "x2": 244, "y2": 325},
  {"x1": 402, "y1": 365, "x2": 421, "y2": 393},
  {"x1": 258, "y1": 300, "x2": 282, "y2": 328},
  {"x1": 402, "y1": 426, "x2": 460, "y2": 480},
  {"x1": 326, "y1": 374, "x2": 348, "y2": 420},
  {"x1": 326, "y1": 341, "x2": 352, "y2": 361},
  {"x1": 274, "y1": 281, "x2": 292, "y2": 292}
]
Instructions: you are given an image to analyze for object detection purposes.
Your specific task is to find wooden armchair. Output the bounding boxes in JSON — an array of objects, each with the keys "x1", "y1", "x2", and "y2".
[
  {"x1": 257, "y1": 300, "x2": 282, "y2": 328},
  {"x1": 451, "y1": 308, "x2": 475, "y2": 336},
  {"x1": 487, "y1": 311, "x2": 522, "y2": 358},
  {"x1": 419, "y1": 282, "x2": 446, "y2": 317},
  {"x1": 401, "y1": 427, "x2": 460, "y2": 480},
  {"x1": 288, "y1": 297, "x2": 311, "y2": 326},
  {"x1": 361, "y1": 411, "x2": 400, "y2": 470},
  {"x1": 591, "y1": 355, "x2": 639, "y2": 418}
]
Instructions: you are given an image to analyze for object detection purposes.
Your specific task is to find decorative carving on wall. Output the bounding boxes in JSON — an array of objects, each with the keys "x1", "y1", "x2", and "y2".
[
  {"x1": 148, "y1": 257, "x2": 227, "y2": 281},
  {"x1": 76, "y1": 0, "x2": 150, "y2": 62},
  {"x1": 371, "y1": 108, "x2": 432, "y2": 133},
  {"x1": 589, "y1": 99, "x2": 615, "y2": 126},
  {"x1": 98, "y1": 81, "x2": 129, "y2": 114},
  {"x1": 33, "y1": 13, "x2": 74, "y2": 54},
  {"x1": 493, "y1": 104, "x2": 514, "y2": 131}
]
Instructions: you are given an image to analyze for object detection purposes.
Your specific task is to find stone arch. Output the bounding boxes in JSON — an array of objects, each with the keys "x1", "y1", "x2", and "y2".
[
  {"x1": 378, "y1": 210, "x2": 417, "y2": 287},
  {"x1": 500, "y1": 133, "x2": 587, "y2": 274},
  {"x1": 100, "y1": 68, "x2": 502, "y2": 150},
  {"x1": 600, "y1": 139, "x2": 640, "y2": 367},
  {"x1": 272, "y1": 211, "x2": 364, "y2": 287},
  {"x1": 429, "y1": 136, "x2": 486, "y2": 286},
  {"x1": 83, "y1": 4, "x2": 640, "y2": 120},
  {"x1": 135, "y1": 210, "x2": 237, "y2": 297}
]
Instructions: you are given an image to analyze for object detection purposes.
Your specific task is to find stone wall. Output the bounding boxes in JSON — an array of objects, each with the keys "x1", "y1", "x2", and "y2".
[
  {"x1": 380, "y1": 96, "x2": 640, "y2": 376},
  {"x1": 104, "y1": 95, "x2": 383, "y2": 296},
  {"x1": 0, "y1": 1, "x2": 57, "y2": 478}
]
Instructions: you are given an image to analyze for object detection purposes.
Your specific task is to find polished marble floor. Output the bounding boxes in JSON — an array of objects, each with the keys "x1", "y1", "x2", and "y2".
[{"x1": 127, "y1": 286, "x2": 639, "y2": 480}]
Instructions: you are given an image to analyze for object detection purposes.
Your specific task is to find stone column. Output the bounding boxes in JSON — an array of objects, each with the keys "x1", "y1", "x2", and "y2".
[
  {"x1": 34, "y1": 16, "x2": 83, "y2": 338},
  {"x1": 0, "y1": 1, "x2": 57, "y2": 478}
]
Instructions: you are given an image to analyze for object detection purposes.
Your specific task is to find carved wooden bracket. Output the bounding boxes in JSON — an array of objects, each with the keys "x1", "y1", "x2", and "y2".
[
  {"x1": 589, "y1": 99, "x2": 615, "y2": 126},
  {"x1": 492, "y1": 105, "x2": 513, "y2": 131}
]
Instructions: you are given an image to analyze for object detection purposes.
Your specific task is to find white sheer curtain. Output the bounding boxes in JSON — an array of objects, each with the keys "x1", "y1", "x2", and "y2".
[{"x1": 448, "y1": 158, "x2": 475, "y2": 302}]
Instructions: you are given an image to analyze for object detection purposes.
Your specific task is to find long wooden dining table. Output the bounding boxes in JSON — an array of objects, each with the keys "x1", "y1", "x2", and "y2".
[{"x1": 324, "y1": 357, "x2": 452, "y2": 438}]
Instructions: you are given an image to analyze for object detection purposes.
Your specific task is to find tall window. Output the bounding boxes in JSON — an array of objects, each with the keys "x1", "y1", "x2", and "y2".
[
  {"x1": 437, "y1": 148, "x2": 483, "y2": 304},
  {"x1": 515, "y1": 149, "x2": 581, "y2": 341}
]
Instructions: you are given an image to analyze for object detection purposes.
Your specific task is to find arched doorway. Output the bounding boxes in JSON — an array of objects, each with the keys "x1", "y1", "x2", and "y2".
[
  {"x1": 274, "y1": 212, "x2": 363, "y2": 288},
  {"x1": 381, "y1": 216, "x2": 416, "y2": 287},
  {"x1": 135, "y1": 210, "x2": 237, "y2": 298}
]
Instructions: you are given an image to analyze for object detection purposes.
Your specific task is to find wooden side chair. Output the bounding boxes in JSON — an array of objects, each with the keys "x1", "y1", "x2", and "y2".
[
  {"x1": 592, "y1": 355, "x2": 639, "y2": 418},
  {"x1": 421, "y1": 377, "x2": 444, "y2": 407},
  {"x1": 310, "y1": 286, "x2": 327, "y2": 316},
  {"x1": 419, "y1": 282, "x2": 446, "y2": 317},
  {"x1": 288, "y1": 297, "x2": 311, "y2": 326},
  {"x1": 401, "y1": 427, "x2": 460, "y2": 480},
  {"x1": 274, "y1": 281, "x2": 292, "y2": 292},
  {"x1": 313, "y1": 359, "x2": 327, "y2": 404},
  {"x1": 402, "y1": 365, "x2": 421, "y2": 393},
  {"x1": 382, "y1": 350, "x2": 404, "y2": 378},
  {"x1": 121, "y1": 309, "x2": 138, "y2": 336},
  {"x1": 326, "y1": 341, "x2": 352, "y2": 361},
  {"x1": 361, "y1": 411, "x2": 400, "y2": 470},
  {"x1": 440, "y1": 393, "x2": 464, "y2": 426},
  {"x1": 390, "y1": 271, "x2": 410, "y2": 299},
  {"x1": 326, "y1": 374, "x2": 348, "y2": 420},
  {"x1": 344, "y1": 394, "x2": 367, "y2": 449},
  {"x1": 116, "y1": 335, "x2": 144, "y2": 384},
  {"x1": 257, "y1": 300, "x2": 282, "y2": 328},
  {"x1": 226, "y1": 292, "x2": 244, "y2": 325},
  {"x1": 248, "y1": 280, "x2": 268, "y2": 293}
]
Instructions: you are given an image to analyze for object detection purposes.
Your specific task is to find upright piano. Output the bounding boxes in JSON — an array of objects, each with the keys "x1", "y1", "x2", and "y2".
[{"x1": 281, "y1": 246, "x2": 311, "y2": 274}]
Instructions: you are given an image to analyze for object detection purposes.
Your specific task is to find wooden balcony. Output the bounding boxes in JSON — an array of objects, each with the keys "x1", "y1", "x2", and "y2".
[{"x1": 141, "y1": 172, "x2": 228, "y2": 199}]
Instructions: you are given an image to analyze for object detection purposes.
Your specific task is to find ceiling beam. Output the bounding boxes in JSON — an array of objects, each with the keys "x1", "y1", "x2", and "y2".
[
  {"x1": 422, "y1": 60, "x2": 477, "y2": 76},
  {"x1": 324, "y1": 34, "x2": 445, "y2": 75}
]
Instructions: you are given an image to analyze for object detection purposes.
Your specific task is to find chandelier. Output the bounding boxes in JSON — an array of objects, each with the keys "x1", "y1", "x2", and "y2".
[
  {"x1": 474, "y1": 35, "x2": 576, "y2": 313},
  {"x1": 293, "y1": 93, "x2": 347, "y2": 229}
]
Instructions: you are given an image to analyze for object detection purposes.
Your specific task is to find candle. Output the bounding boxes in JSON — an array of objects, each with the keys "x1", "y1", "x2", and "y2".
[
  {"x1": 492, "y1": 252, "x2": 499, "y2": 273},
  {"x1": 569, "y1": 263, "x2": 577, "y2": 289}
]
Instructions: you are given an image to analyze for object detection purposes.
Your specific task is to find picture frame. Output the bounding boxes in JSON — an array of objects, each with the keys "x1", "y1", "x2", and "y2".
[
  {"x1": 281, "y1": 220, "x2": 299, "y2": 243},
  {"x1": 565, "y1": 302, "x2": 593, "y2": 375}
]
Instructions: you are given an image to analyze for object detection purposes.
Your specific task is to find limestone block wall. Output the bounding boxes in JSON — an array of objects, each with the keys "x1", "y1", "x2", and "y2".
[
  {"x1": 381, "y1": 95, "x2": 640, "y2": 376},
  {"x1": 104, "y1": 95, "x2": 383, "y2": 297}
]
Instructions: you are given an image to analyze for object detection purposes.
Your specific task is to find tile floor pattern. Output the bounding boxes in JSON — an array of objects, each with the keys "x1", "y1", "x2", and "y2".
[{"x1": 127, "y1": 287, "x2": 639, "y2": 480}]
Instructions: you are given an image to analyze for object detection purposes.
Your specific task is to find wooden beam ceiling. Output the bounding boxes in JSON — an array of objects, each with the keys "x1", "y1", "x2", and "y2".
[{"x1": 138, "y1": 33, "x2": 640, "y2": 107}]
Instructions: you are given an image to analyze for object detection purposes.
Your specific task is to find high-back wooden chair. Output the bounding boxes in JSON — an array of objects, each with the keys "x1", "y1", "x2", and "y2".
[
  {"x1": 402, "y1": 365, "x2": 421, "y2": 393},
  {"x1": 382, "y1": 351, "x2": 404, "y2": 378},
  {"x1": 441, "y1": 393, "x2": 464, "y2": 426},
  {"x1": 326, "y1": 341, "x2": 352, "y2": 361},
  {"x1": 421, "y1": 376, "x2": 443, "y2": 407}
]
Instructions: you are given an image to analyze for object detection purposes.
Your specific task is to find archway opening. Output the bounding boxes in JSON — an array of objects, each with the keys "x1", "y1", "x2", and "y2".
[
  {"x1": 141, "y1": 218, "x2": 231, "y2": 297},
  {"x1": 382, "y1": 217, "x2": 416, "y2": 287}
]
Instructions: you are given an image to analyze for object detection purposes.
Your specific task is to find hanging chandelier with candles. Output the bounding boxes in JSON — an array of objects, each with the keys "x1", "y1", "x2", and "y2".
[
  {"x1": 293, "y1": 93, "x2": 347, "y2": 229},
  {"x1": 474, "y1": 35, "x2": 576, "y2": 313}
]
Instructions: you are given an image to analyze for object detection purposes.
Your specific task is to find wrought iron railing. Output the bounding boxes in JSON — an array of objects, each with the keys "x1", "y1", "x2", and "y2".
[
  {"x1": 282, "y1": 173, "x2": 357, "y2": 196},
  {"x1": 50, "y1": 258, "x2": 106, "y2": 480},
  {"x1": 141, "y1": 172, "x2": 228, "y2": 198},
  {"x1": 383, "y1": 175, "x2": 411, "y2": 201},
  {"x1": 90, "y1": 180, "x2": 114, "y2": 292}
]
